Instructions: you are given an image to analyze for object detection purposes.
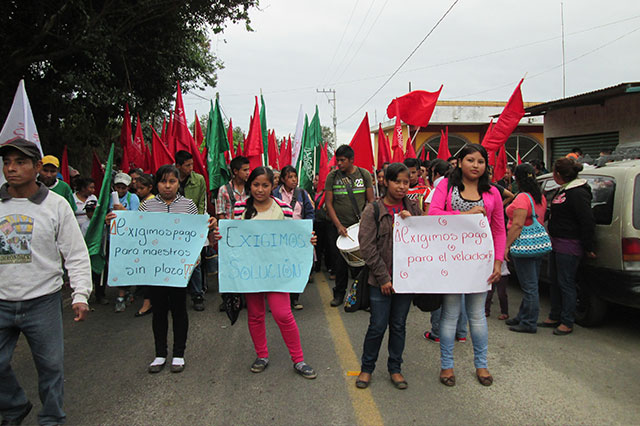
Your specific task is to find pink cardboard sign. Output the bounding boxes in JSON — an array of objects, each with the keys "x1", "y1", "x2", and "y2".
[{"x1": 392, "y1": 214, "x2": 494, "y2": 294}]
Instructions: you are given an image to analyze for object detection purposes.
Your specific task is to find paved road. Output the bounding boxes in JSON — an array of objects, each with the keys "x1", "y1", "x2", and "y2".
[{"x1": 9, "y1": 272, "x2": 640, "y2": 425}]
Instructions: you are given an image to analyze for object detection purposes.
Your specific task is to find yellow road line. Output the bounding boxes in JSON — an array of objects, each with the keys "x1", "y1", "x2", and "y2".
[{"x1": 316, "y1": 273, "x2": 384, "y2": 426}]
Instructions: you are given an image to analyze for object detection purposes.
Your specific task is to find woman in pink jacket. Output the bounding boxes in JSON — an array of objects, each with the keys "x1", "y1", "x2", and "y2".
[{"x1": 428, "y1": 144, "x2": 506, "y2": 387}]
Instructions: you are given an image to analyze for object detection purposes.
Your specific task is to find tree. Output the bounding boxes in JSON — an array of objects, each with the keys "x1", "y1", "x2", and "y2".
[
  {"x1": 0, "y1": 0, "x2": 257, "y2": 171},
  {"x1": 321, "y1": 125, "x2": 335, "y2": 150}
]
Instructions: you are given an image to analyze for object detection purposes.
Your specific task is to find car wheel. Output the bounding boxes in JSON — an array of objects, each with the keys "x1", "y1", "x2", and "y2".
[{"x1": 575, "y1": 279, "x2": 608, "y2": 327}]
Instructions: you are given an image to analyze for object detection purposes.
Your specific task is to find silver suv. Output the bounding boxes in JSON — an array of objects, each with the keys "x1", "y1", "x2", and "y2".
[{"x1": 538, "y1": 159, "x2": 640, "y2": 326}]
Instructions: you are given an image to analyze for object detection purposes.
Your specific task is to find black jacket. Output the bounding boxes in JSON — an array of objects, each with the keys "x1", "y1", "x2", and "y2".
[{"x1": 548, "y1": 179, "x2": 596, "y2": 252}]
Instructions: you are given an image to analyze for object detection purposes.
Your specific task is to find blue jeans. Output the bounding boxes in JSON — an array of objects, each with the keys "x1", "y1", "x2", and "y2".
[
  {"x1": 0, "y1": 292, "x2": 65, "y2": 425},
  {"x1": 440, "y1": 292, "x2": 488, "y2": 370},
  {"x1": 430, "y1": 296, "x2": 468, "y2": 339},
  {"x1": 512, "y1": 256, "x2": 543, "y2": 330},
  {"x1": 549, "y1": 251, "x2": 581, "y2": 328},
  {"x1": 187, "y1": 262, "x2": 204, "y2": 299},
  {"x1": 361, "y1": 286, "x2": 413, "y2": 374}
]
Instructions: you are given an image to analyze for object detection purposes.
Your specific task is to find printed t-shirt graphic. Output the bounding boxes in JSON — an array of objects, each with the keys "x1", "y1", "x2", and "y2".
[{"x1": 0, "y1": 214, "x2": 34, "y2": 263}]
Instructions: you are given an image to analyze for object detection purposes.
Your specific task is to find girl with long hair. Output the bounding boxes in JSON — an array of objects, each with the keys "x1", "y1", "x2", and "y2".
[
  {"x1": 428, "y1": 144, "x2": 506, "y2": 387},
  {"x1": 233, "y1": 166, "x2": 318, "y2": 379},
  {"x1": 504, "y1": 164, "x2": 548, "y2": 333},
  {"x1": 356, "y1": 163, "x2": 423, "y2": 390}
]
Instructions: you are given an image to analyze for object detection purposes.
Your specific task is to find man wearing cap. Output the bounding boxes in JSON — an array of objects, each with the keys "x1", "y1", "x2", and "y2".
[
  {"x1": 0, "y1": 139, "x2": 91, "y2": 425},
  {"x1": 107, "y1": 172, "x2": 139, "y2": 312},
  {"x1": 38, "y1": 155, "x2": 76, "y2": 212},
  {"x1": 109, "y1": 172, "x2": 140, "y2": 212}
]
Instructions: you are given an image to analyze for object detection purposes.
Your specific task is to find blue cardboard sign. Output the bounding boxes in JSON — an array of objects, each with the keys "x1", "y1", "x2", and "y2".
[
  {"x1": 218, "y1": 219, "x2": 314, "y2": 293},
  {"x1": 107, "y1": 211, "x2": 209, "y2": 287}
]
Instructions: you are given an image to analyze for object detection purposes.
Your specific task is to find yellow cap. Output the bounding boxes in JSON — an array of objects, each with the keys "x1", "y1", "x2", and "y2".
[{"x1": 42, "y1": 155, "x2": 60, "y2": 168}]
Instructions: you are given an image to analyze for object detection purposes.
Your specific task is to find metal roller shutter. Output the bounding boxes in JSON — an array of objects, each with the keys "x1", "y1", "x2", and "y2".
[{"x1": 550, "y1": 132, "x2": 619, "y2": 161}]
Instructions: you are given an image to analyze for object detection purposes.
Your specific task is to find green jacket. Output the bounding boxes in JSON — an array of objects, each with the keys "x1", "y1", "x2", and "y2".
[
  {"x1": 183, "y1": 172, "x2": 207, "y2": 214},
  {"x1": 49, "y1": 179, "x2": 77, "y2": 212}
]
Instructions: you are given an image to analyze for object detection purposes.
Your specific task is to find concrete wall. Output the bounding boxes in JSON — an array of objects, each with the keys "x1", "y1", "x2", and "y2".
[{"x1": 543, "y1": 93, "x2": 640, "y2": 143}]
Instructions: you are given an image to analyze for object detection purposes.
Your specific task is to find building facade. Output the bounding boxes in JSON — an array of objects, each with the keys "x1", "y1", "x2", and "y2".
[{"x1": 372, "y1": 100, "x2": 543, "y2": 168}]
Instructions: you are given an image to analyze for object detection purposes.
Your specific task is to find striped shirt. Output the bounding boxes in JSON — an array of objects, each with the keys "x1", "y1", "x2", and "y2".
[
  {"x1": 233, "y1": 196, "x2": 293, "y2": 220},
  {"x1": 139, "y1": 194, "x2": 198, "y2": 214}
]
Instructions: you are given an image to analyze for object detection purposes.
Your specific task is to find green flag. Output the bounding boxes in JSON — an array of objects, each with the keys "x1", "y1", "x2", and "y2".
[
  {"x1": 84, "y1": 143, "x2": 114, "y2": 273},
  {"x1": 205, "y1": 98, "x2": 231, "y2": 191},
  {"x1": 260, "y1": 94, "x2": 268, "y2": 165},
  {"x1": 309, "y1": 106, "x2": 323, "y2": 175},
  {"x1": 297, "y1": 107, "x2": 323, "y2": 192}
]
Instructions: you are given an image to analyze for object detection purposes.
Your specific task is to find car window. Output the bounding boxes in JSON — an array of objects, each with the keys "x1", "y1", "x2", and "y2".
[
  {"x1": 540, "y1": 175, "x2": 615, "y2": 225},
  {"x1": 584, "y1": 175, "x2": 615, "y2": 225},
  {"x1": 634, "y1": 174, "x2": 640, "y2": 229}
]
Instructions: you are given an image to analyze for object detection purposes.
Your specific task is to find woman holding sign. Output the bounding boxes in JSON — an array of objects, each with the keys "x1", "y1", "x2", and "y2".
[
  {"x1": 233, "y1": 166, "x2": 318, "y2": 380},
  {"x1": 106, "y1": 165, "x2": 217, "y2": 374},
  {"x1": 429, "y1": 144, "x2": 505, "y2": 387},
  {"x1": 356, "y1": 163, "x2": 423, "y2": 390}
]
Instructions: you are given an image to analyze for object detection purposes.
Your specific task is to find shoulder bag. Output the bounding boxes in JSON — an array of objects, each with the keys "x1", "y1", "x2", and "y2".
[{"x1": 510, "y1": 193, "x2": 552, "y2": 257}]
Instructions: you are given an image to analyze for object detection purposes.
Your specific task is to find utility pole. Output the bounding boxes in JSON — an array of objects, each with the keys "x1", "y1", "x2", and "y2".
[
  {"x1": 561, "y1": 2, "x2": 566, "y2": 98},
  {"x1": 317, "y1": 88, "x2": 337, "y2": 150}
]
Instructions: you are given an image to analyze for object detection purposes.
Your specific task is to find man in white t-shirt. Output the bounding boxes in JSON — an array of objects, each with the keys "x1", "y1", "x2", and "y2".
[{"x1": 0, "y1": 139, "x2": 91, "y2": 425}]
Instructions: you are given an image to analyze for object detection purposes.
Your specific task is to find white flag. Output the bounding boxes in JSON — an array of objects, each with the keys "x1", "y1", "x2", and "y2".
[
  {"x1": 0, "y1": 80, "x2": 43, "y2": 185},
  {"x1": 291, "y1": 105, "x2": 304, "y2": 167}
]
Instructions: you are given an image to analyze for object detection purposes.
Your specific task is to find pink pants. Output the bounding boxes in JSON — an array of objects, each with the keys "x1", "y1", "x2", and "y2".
[{"x1": 245, "y1": 292, "x2": 304, "y2": 363}]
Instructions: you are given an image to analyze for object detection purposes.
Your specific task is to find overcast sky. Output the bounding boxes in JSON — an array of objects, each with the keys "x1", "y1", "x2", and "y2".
[{"x1": 183, "y1": 0, "x2": 640, "y2": 144}]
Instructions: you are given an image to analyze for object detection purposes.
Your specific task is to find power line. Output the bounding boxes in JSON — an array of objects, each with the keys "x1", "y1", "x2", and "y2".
[
  {"x1": 338, "y1": 0, "x2": 461, "y2": 125},
  {"x1": 332, "y1": 0, "x2": 391, "y2": 84},
  {"x1": 327, "y1": 0, "x2": 378, "y2": 84},
  {"x1": 194, "y1": 13, "x2": 640, "y2": 100},
  {"x1": 452, "y1": 25, "x2": 640, "y2": 99},
  {"x1": 320, "y1": 0, "x2": 361, "y2": 87}
]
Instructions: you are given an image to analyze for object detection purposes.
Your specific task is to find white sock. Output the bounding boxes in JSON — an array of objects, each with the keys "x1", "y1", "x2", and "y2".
[
  {"x1": 172, "y1": 357, "x2": 185, "y2": 366},
  {"x1": 150, "y1": 357, "x2": 166, "y2": 366}
]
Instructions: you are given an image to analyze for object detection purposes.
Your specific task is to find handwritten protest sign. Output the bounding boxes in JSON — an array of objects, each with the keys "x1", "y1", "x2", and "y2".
[
  {"x1": 218, "y1": 219, "x2": 313, "y2": 293},
  {"x1": 393, "y1": 214, "x2": 494, "y2": 294},
  {"x1": 107, "y1": 211, "x2": 209, "y2": 287}
]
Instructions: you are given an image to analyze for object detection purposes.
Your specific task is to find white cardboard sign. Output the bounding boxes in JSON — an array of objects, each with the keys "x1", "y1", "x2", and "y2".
[{"x1": 392, "y1": 214, "x2": 494, "y2": 294}]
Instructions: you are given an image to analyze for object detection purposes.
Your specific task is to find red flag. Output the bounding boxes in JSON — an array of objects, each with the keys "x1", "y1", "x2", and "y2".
[
  {"x1": 160, "y1": 117, "x2": 167, "y2": 141},
  {"x1": 317, "y1": 143, "x2": 330, "y2": 196},
  {"x1": 61, "y1": 145, "x2": 70, "y2": 183},
  {"x1": 386, "y1": 86, "x2": 443, "y2": 127},
  {"x1": 166, "y1": 111, "x2": 176, "y2": 155},
  {"x1": 226, "y1": 119, "x2": 234, "y2": 164},
  {"x1": 494, "y1": 144, "x2": 507, "y2": 182},
  {"x1": 172, "y1": 81, "x2": 194, "y2": 153},
  {"x1": 131, "y1": 113, "x2": 147, "y2": 169},
  {"x1": 427, "y1": 150, "x2": 431, "y2": 161},
  {"x1": 194, "y1": 112, "x2": 206, "y2": 164},
  {"x1": 91, "y1": 151, "x2": 104, "y2": 195},
  {"x1": 143, "y1": 144, "x2": 152, "y2": 174},
  {"x1": 151, "y1": 126, "x2": 174, "y2": 172},
  {"x1": 194, "y1": 112, "x2": 204, "y2": 146},
  {"x1": 517, "y1": 150, "x2": 522, "y2": 165},
  {"x1": 119, "y1": 104, "x2": 133, "y2": 171},
  {"x1": 348, "y1": 113, "x2": 375, "y2": 172},
  {"x1": 279, "y1": 136, "x2": 292, "y2": 167},
  {"x1": 376, "y1": 123, "x2": 391, "y2": 168},
  {"x1": 267, "y1": 130, "x2": 279, "y2": 169},
  {"x1": 391, "y1": 107, "x2": 404, "y2": 163},
  {"x1": 245, "y1": 98, "x2": 264, "y2": 170},
  {"x1": 481, "y1": 79, "x2": 525, "y2": 152},
  {"x1": 405, "y1": 133, "x2": 417, "y2": 159},
  {"x1": 437, "y1": 127, "x2": 451, "y2": 160}
]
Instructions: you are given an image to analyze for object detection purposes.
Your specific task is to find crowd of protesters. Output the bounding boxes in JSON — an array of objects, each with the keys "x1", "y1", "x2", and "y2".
[{"x1": 0, "y1": 137, "x2": 595, "y2": 424}]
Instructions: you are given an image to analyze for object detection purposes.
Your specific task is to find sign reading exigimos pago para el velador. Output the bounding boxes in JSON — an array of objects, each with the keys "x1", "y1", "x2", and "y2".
[{"x1": 107, "y1": 211, "x2": 209, "y2": 287}]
